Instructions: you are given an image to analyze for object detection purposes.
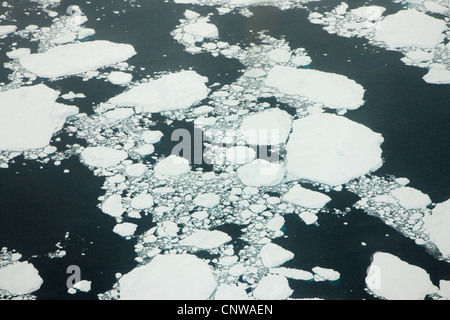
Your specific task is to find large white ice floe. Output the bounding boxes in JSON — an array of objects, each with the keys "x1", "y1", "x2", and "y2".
[
  {"x1": 252, "y1": 274, "x2": 293, "y2": 300},
  {"x1": 282, "y1": 185, "x2": 331, "y2": 209},
  {"x1": 0, "y1": 261, "x2": 43, "y2": 296},
  {"x1": 118, "y1": 254, "x2": 217, "y2": 299},
  {"x1": 0, "y1": 25, "x2": 17, "y2": 36},
  {"x1": 374, "y1": 9, "x2": 446, "y2": 49},
  {"x1": 237, "y1": 159, "x2": 286, "y2": 187},
  {"x1": 19, "y1": 40, "x2": 136, "y2": 78},
  {"x1": 286, "y1": 113, "x2": 384, "y2": 186},
  {"x1": 154, "y1": 155, "x2": 191, "y2": 178},
  {"x1": 101, "y1": 194, "x2": 125, "y2": 218},
  {"x1": 259, "y1": 243, "x2": 294, "y2": 268},
  {"x1": 193, "y1": 193, "x2": 221, "y2": 208},
  {"x1": 180, "y1": 230, "x2": 232, "y2": 249},
  {"x1": 423, "y1": 199, "x2": 450, "y2": 259},
  {"x1": 113, "y1": 222, "x2": 137, "y2": 238},
  {"x1": 390, "y1": 186, "x2": 432, "y2": 210},
  {"x1": 265, "y1": 66, "x2": 365, "y2": 110},
  {"x1": 109, "y1": 71, "x2": 209, "y2": 113},
  {"x1": 80, "y1": 146, "x2": 128, "y2": 168},
  {"x1": 0, "y1": 84, "x2": 78, "y2": 151},
  {"x1": 240, "y1": 108, "x2": 293, "y2": 145},
  {"x1": 365, "y1": 252, "x2": 438, "y2": 300},
  {"x1": 423, "y1": 69, "x2": 450, "y2": 84},
  {"x1": 214, "y1": 284, "x2": 249, "y2": 300}
]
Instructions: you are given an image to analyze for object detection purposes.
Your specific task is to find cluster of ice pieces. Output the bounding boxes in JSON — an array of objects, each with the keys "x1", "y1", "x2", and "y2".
[{"x1": 307, "y1": 4, "x2": 449, "y2": 84}]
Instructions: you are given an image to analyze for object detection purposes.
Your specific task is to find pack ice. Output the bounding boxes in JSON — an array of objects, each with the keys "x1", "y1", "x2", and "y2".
[
  {"x1": 0, "y1": 84, "x2": 78, "y2": 151},
  {"x1": 19, "y1": 40, "x2": 136, "y2": 78}
]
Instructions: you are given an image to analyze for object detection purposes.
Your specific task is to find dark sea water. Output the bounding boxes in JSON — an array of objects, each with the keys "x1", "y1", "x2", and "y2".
[{"x1": 0, "y1": 0, "x2": 449, "y2": 300}]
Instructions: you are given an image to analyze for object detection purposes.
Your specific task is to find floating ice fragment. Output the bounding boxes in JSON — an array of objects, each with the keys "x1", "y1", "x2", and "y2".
[
  {"x1": 423, "y1": 199, "x2": 450, "y2": 258},
  {"x1": 108, "y1": 71, "x2": 133, "y2": 86},
  {"x1": 423, "y1": 69, "x2": 450, "y2": 84},
  {"x1": 312, "y1": 266, "x2": 340, "y2": 281},
  {"x1": 286, "y1": 113, "x2": 383, "y2": 186},
  {"x1": 180, "y1": 230, "x2": 231, "y2": 249},
  {"x1": 102, "y1": 194, "x2": 124, "y2": 218},
  {"x1": 365, "y1": 252, "x2": 438, "y2": 300},
  {"x1": 20, "y1": 40, "x2": 136, "y2": 78},
  {"x1": 390, "y1": 187, "x2": 432, "y2": 210},
  {"x1": 118, "y1": 254, "x2": 217, "y2": 300},
  {"x1": 109, "y1": 71, "x2": 209, "y2": 113},
  {"x1": 0, "y1": 25, "x2": 16, "y2": 36},
  {"x1": 215, "y1": 284, "x2": 248, "y2": 300},
  {"x1": 193, "y1": 193, "x2": 221, "y2": 208},
  {"x1": 252, "y1": 274, "x2": 293, "y2": 300},
  {"x1": 259, "y1": 243, "x2": 294, "y2": 268},
  {"x1": 130, "y1": 193, "x2": 154, "y2": 210},
  {"x1": 0, "y1": 261, "x2": 43, "y2": 295},
  {"x1": 240, "y1": 108, "x2": 292, "y2": 145},
  {"x1": 283, "y1": 185, "x2": 331, "y2": 209},
  {"x1": 81, "y1": 147, "x2": 127, "y2": 168},
  {"x1": 265, "y1": 66, "x2": 365, "y2": 110},
  {"x1": 154, "y1": 155, "x2": 190, "y2": 178},
  {"x1": 237, "y1": 159, "x2": 286, "y2": 187},
  {"x1": 374, "y1": 10, "x2": 446, "y2": 49},
  {"x1": 0, "y1": 84, "x2": 78, "y2": 151}
]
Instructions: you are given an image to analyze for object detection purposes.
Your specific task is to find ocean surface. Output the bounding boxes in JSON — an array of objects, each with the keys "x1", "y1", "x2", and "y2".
[{"x1": 0, "y1": 0, "x2": 449, "y2": 300}]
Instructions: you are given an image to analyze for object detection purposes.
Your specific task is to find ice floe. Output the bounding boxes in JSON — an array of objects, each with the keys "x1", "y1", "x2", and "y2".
[
  {"x1": 109, "y1": 71, "x2": 209, "y2": 113},
  {"x1": 80, "y1": 147, "x2": 128, "y2": 168},
  {"x1": 252, "y1": 274, "x2": 293, "y2": 300},
  {"x1": 180, "y1": 230, "x2": 232, "y2": 249},
  {"x1": 19, "y1": 40, "x2": 136, "y2": 79},
  {"x1": 282, "y1": 185, "x2": 331, "y2": 209},
  {"x1": 259, "y1": 243, "x2": 294, "y2": 268},
  {"x1": 423, "y1": 199, "x2": 450, "y2": 259},
  {"x1": 118, "y1": 254, "x2": 217, "y2": 299},
  {"x1": 265, "y1": 66, "x2": 366, "y2": 110},
  {"x1": 365, "y1": 252, "x2": 438, "y2": 300},
  {"x1": 0, "y1": 84, "x2": 78, "y2": 151},
  {"x1": 237, "y1": 159, "x2": 286, "y2": 187},
  {"x1": 0, "y1": 261, "x2": 43, "y2": 296},
  {"x1": 286, "y1": 113, "x2": 384, "y2": 186}
]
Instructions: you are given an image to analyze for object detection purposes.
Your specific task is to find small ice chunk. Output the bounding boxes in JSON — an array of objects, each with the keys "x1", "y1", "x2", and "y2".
[
  {"x1": 118, "y1": 254, "x2": 217, "y2": 299},
  {"x1": 240, "y1": 108, "x2": 292, "y2": 145},
  {"x1": 0, "y1": 25, "x2": 17, "y2": 36},
  {"x1": 237, "y1": 159, "x2": 286, "y2": 187},
  {"x1": 298, "y1": 212, "x2": 318, "y2": 225},
  {"x1": 135, "y1": 144, "x2": 155, "y2": 156},
  {"x1": 267, "y1": 48, "x2": 291, "y2": 63},
  {"x1": 215, "y1": 284, "x2": 248, "y2": 300},
  {"x1": 226, "y1": 146, "x2": 256, "y2": 164},
  {"x1": 390, "y1": 187, "x2": 431, "y2": 209},
  {"x1": 110, "y1": 71, "x2": 209, "y2": 113},
  {"x1": 283, "y1": 185, "x2": 331, "y2": 209},
  {"x1": 0, "y1": 261, "x2": 43, "y2": 295},
  {"x1": 193, "y1": 193, "x2": 221, "y2": 208},
  {"x1": 73, "y1": 280, "x2": 92, "y2": 292},
  {"x1": 142, "y1": 130, "x2": 163, "y2": 144},
  {"x1": 154, "y1": 155, "x2": 190, "y2": 178},
  {"x1": 180, "y1": 230, "x2": 231, "y2": 249},
  {"x1": 267, "y1": 216, "x2": 285, "y2": 231},
  {"x1": 365, "y1": 252, "x2": 438, "y2": 300},
  {"x1": 286, "y1": 113, "x2": 383, "y2": 186},
  {"x1": 81, "y1": 147, "x2": 127, "y2": 168},
  {"x1": 259, "y1": 243, "x2": 294, "y2": 268},
  {"x1": 270, "y1": 267, "x2": 314, "y2": 281},
  {"x1": 183, "y1": 21, "x2": 219, "y2": 39},
  {"x1": 253, "y1": 275, "x2": 293, "y2": 300},
  {"x1": 6, "y1": 48, "x2": 31, "y2": 59},
  {"x1": 351, "y1": 6, "x2": 386, "y2": 20},
  {"x1": 244, "y1": 68, "x2": 267, "y2": 78},
  {"x1": 113, "y1": 222, "x2": 137, "y2": 237},
  {"x1": 108, "y1": 71, "x2": 133, "y2": 86},
  {"x1": 125, "y1": 163, "x2": 147, "y2": 177}
]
